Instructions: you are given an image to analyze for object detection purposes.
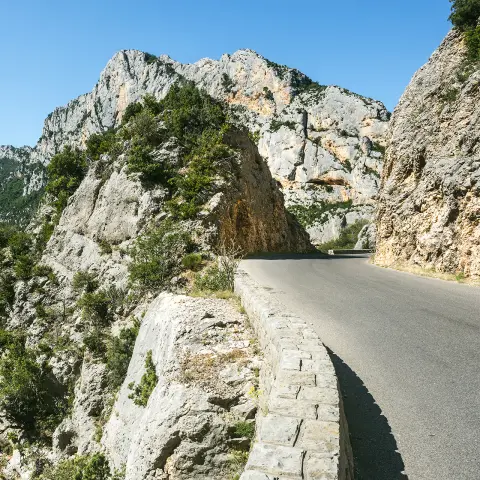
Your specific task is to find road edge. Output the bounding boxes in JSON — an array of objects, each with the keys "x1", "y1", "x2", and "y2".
[{"x1": 235, "y1": 268, "x2": 354, "y2": 480}]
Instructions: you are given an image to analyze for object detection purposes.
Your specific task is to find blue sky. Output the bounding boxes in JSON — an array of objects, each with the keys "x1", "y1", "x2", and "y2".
[{"x1": 1, "y1": 0, "x2": 452, "y2": 147}]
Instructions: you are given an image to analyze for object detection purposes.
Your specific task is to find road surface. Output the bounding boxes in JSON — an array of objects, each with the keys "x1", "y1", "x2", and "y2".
[{"x1": 241, "y1": 254, "x2": 480, "y2": 480}]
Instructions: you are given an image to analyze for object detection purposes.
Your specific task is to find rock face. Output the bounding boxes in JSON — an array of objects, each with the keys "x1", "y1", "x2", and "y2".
[
  {"x1": 1, "y1": 95, "x2": 307, "y2": 477},
  {"x1": 2, "y1": 49, "x2": 389, "y2": 243},
  {"x1": 376, "y1": 30, "x2": 480, "y2": 277},
  {"x1": 102, "y1": 294, "x2": 260, "y2": 480}
]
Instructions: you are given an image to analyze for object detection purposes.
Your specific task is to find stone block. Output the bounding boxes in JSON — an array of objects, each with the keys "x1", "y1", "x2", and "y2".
[
  {"x1": 246, "y1": 443, "x2": 305, "y2": 478},
  {"x1": 297, "y1": 420, "x2": 340, "y2": 452},
  {"x1": 304, "y1": 451, "x2": 339, "y2": 479},
  {"x1": 276, "y1": 370, "x2": 316, "y2": 386},
  {"x1": 269, "y1": 397, "x2": 317, "y2": 419},
  {"x1": 257, "y1": 414, "x2": 301, "y2": 446},
  {"x1": 298, "y1": 386, "x2": 338, "y2": 405}
]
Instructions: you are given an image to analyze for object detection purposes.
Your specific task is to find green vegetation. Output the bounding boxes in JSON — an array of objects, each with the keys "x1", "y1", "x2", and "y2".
[
  {"x1": 263, "y1": 86, "x2": 274, "y2": 101},
  {"x1": 46, "y1": 146, "x2": 87, "y2": 218},
  {"x1": 106, "y1": 321, "x2": 140, "y2": 389},
  {"x1": 38, "y1": 453, "x2": 115, "y2": 480},
  {"x1": 0, "y1": 154, "x2": 45, "y2": 226},
  {"x1": 233, "y1": 421, "x2": 255, "y2": 439},
  {"x1": 0, "y1": 331, "x2": 68, "y2": 436},
  {"x1": 128, "y1": 350, "x2": 158, "y2": 407},
  {"x1": 222, "y1": 73, "x2": 235, "y2": 93},
  {"x1": 270, "y1": 119, "x2": 296, "y2": 133},
  {"x1": 317, "y1": 220, "x2": 369, "y2": 252},
  {"x1": 181, "y1": 252, "x2": 203, "y2": 270},
  {"x1": 73, "y1": 270, "x2": 99, "y2": 293},
  {"x1": 449, "y1": 0, "x2": 480, "y2": 61},
  {"x1": 288, "y1": 201, "x2": 353, "y2": 228},
  {"x1": 128, "y1": 220, "x2": 194, "y2": 292}
]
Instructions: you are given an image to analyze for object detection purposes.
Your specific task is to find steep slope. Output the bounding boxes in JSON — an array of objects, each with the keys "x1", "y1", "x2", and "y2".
[
  {"x1": 4, "y1": 49, "x2": 389, "y2": 244},
  {"x1": 0, "y1": 86, "x2": 310, "y2": 479},
  {"x1": 376, "y1": 30, "x2": 480, "y2": 277}
]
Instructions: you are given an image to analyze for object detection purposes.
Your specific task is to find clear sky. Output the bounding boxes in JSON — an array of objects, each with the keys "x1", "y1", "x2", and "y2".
[{"x1": 1, "y1": 0, "x2": 452, "y2": 147}]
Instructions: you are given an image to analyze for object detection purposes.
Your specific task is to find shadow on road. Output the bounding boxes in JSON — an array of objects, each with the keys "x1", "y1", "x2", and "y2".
[{"x1": 327, "y1": 349, "x2": 409, "y2": 480}]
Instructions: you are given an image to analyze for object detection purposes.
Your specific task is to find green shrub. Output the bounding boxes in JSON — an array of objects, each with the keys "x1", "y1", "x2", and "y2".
[
  {"x1": 317, "y1": 220, "x2": 369, "y2": 252},
  {"x1": 46, "y1": 146, "x2": 87, "y2": 217},
  {"x1": 86, "y1": 129, "x2": 119, "y2": 161},
  {"x1": 77, "y1": 290, "x2": 114, "y2": 326},
  {"x1": 128, "y1": 220, "x2": 194, "y2": 291},
  {"x1": 465, "y1": 25, "x2": 480, "y2": 60},
  {"x1": 0, "y1": 223, "x2": 17, "y2": 249},
  {"x1": 106, "y1": 321, "x2": 140, "y2": 389},
  {"x1": 0, "y1": 273, "x2": 15, "y2": 318},
  {"x1": 194, "y1": 264, "x2": 231, "y2": 292},
  {"x1": 39, "y1": 453, "x2": 111, "y2": 480},
  {"x1": 128, "y1": 350, "x2": 157, "y2": 406},
  {"x1": 32, "y1": 264, "x2": 52, "y2": 277},
  {"x1": 222, "y1": 73, "x2": 235, "y2": 92},
  {"x1": 167, "y1": 128, "x2": 233, "y2": 219},
  {"x1": 449, "y1": 0, "x2": 480, "y2": 31},
  {"x1": 181, "y1": 253, "x2": 203, "y2": 270},
  {"x1": 0, "y1": 336, "x2": 67, "y2": 433},
  {"x1": 99, "y1": 240, "x2": 113, "y2": 255},
  {"x1": 263, "y1": 87, "x2": 274, "y2": 101},
  {"x1": 83, "y1": 328, "x2": 107, "y2": 358},
  {"x1": 233, "y1": 421, "x2": 255, "y2": 439},
  {"x1": 8, "y1": 231, "x2": 33, "y2": 259},
  {"x1": 122, "y1": 102, "x2": 144, "y2": 124},
  {"x1": 14, "y1": 255, "x2": 35, "y2": 280},
  {"x1": 73, "y1": 271, "x2": 99, "y2": 294}
]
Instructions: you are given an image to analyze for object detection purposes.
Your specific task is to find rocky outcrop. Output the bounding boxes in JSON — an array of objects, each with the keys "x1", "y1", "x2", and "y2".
[
  {"x1": 376, "y1": 30, "x2": 480, "y2": 277},
  {"x1": 2, "y1": 49, "x2": 389, "y2": 244},
  {"x1": 102, "y1": 294, "x2": 260, "y2": 480}
]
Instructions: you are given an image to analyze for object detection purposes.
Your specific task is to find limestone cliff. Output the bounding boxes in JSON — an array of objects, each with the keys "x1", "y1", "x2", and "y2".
[
  {"x1": 376, "y1": 30, "x2": 480, "y2": 277},
  {"x1": 2, "y1": 49, "x2": 389, "y2": 244},
  {"x1": 0, "y1": 85, "x2": 310, "y2": 479}
]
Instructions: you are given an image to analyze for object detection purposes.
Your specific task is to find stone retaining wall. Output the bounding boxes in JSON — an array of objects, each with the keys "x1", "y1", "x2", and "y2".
[{"x1": 235, "y1": 269, "x2": 354, "y2": 480}]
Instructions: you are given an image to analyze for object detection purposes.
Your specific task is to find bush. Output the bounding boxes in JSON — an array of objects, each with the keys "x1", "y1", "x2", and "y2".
[
  {"x1": 46, "y1": 146, "x2": 87, "y2": 217},
  {"x1": 449, "y1": 0, "x2": 480, "y2": 30},
  {"x1": 0, "y1": 273, "x2": 15, "y2": 318},
  {"x1": 14, "y1": 254, "x2": 35, "y2": 280},
  {"x1": 167, "y1": 128, "x2": 233, "y2": 219},
  {"x1": 77, "y1": 290, "x2": 113, "y2": 327},
  {"x1": 465, "y1": 25, "x2": 480, "y2": 60},
  {"x1": 129, "y1": 220, "x2": 194, "y2": 291},
  {"x1": 106, "y1": 321, "x2": 140, "y2": 389},
  {"x1": 73, "y1": 271, "x2": 99, "y2": 294},
  {"x1": 8, "y1": 231, "x2": 33, "y2": 259},
  {"x1": 194, "y1": 264, "x2": 231, "y2": 292},
  {"x1": 128, "y1": 350, "x2": 157, "y2": 407},
  {"x1": 233, "y1": 421, "x2": 255, "y2": 439},
  {"x1": 0, "y1": 336, "x2": 67, "y2": 433},
  {"x1": 39, "y1": 453, "x2": 112, "y2": 480},
  {"x1": 32, "y1": 264, "x2": 54, "y2": 278},
  {"x1": 83, "y1": 328, "x2": 107, "y2": 358},
  {"x1": 86, "y1": 129, "x2": 119, "y2": 161},
  {"x1": 0, "y1": 223, "x2": 17, "y2": 249},
  {"x1": 181, "y1": 253, "x2": 203, "y2": 270}
]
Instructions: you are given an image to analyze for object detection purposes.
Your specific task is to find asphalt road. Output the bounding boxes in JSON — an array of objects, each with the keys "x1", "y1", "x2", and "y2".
[{"x1": 241, "y1": 254, "x2": 480, "y2": 480}]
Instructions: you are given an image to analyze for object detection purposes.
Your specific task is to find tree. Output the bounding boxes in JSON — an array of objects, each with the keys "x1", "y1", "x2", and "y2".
[
  {"x1": 450, "y1": 0, "x2": 480, "y2": 30},
  {"x1": 46, "y1": 146, "x2": 87, "y2": 216}
]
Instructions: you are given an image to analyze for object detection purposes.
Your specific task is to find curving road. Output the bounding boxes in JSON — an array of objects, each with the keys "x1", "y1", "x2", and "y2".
[{"x1": 241, "y1": 254, "x2": 480, "y2": 480}]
